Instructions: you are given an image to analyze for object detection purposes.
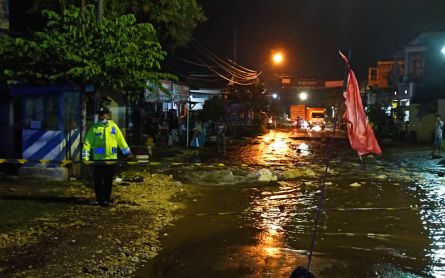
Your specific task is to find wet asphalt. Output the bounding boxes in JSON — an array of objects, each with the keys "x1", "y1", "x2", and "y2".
[{"x1": 134, "y1": 127, "x2": 445, "y2": 278}]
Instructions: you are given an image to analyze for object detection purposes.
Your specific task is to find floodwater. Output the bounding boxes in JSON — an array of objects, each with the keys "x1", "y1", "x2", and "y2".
[{"x1": 135, "y1": 128, "x2": 445, "y2": 277}]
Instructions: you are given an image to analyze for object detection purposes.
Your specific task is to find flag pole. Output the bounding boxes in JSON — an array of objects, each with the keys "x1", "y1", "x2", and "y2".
[
  {"x1": 341, "y1": 51, "x2": 365, "y2": 163},
  {"x1": 341, "y1": 50, "x2": 382, "y2": 157},
  {"x1": 306, "y1": 49, "x2": 352, "y2": 272}
]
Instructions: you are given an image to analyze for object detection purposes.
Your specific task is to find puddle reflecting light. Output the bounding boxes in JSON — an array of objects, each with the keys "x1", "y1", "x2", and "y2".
[
  {"x1": 297, "y1": 143, "x2": 309, "y2": 151},
  {"x1": 264, "y1": 246, "x2": 281, "y2": 257},
  {"x1": 312, "y1": 126, "x2": 322, "y2": 132},
  {"x1": 270, "y1": 139, "x2": 287, "y2": 150},
  {"x1": 263, "y1": 134, "x2": 273, "y2": 143},
  {"x1": 297, "y1": 143, "x2": 310, "y2": 156}
]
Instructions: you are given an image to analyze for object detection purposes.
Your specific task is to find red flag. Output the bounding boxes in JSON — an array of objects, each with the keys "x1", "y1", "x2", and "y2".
[{"x1": 340, "y1": 52, "x2": 382, "y2": 156}]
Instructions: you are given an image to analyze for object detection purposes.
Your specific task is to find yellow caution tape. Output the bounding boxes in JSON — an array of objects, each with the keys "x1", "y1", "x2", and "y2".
[
  {"x1": 0, "y1": 158, "x2": 293, "y2": 167},
  {"x1": 186, "y1": 207, "x2": 428, "y2": 217}
]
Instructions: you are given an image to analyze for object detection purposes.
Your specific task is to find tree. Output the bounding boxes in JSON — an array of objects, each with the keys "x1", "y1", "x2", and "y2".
[
  {"x1": 0, "y1": 4, "x2": 171, "y2": 92},
  {"x1": 226, "y1": 81, "x2": 269, "y2": 119},
  {"x1": 200, "y1": 96, "x2": 225, "y2": 122},
  {"x1": 105, "y1": 0, "x2": 206, "y2": 50},
  {"x1": 17, "y1": 0, "x2": 206, "y2": 51}
]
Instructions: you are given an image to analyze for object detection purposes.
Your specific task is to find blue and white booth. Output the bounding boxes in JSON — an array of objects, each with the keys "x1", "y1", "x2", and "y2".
[{"x1": 9, "y1": 86, "x2": 81, "y2": 165}]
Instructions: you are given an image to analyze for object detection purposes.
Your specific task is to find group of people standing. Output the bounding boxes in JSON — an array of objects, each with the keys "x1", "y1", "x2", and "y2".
[
  {"x1": 145, "y1": 112, "x2": 180, "y2": 149},
  {"x1": 144, "y1": 116, "x2": 228, "y2": 153},
  {"x1": 191, "y1": 118, "x2": 227, "y2": 153}
]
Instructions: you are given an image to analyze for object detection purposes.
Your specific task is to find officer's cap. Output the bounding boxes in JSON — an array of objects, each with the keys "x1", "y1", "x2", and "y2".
[{"x1": 98, "y1": 107, "x2": 111, "y2": 116}]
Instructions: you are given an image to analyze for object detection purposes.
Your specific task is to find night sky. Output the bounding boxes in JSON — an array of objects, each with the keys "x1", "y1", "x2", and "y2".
[{"x1": 192, "y1": 0, "x2": 445, "y2": 81}]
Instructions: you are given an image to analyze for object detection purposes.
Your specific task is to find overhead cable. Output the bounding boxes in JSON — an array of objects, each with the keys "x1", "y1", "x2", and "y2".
[
  {"x1": 193, "y1": 54, "x2": 257, "y2": 85},
  {"x1": 192, "y1": 41, "x2": 260, "y2": 78}
]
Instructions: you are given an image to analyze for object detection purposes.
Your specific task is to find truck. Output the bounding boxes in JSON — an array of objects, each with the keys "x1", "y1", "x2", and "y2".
[
  {"x1": 290, "y1": 104, "x2": 306, "y2": 122},
  {"x1": 306, "y1": 107, "x2": 326, "y2": 130},
  {"x1": 290, "y1": 105, "x2": 326, "y2": 130}
]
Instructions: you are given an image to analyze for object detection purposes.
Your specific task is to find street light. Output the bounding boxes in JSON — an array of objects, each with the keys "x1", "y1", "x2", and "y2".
[
  {"x1": 442, "y1": 46, "x2": 445, "y2": 56},
  {"x1": 299, "y1": 91, "x2": 308, "y2": 101},
  {"x1": 272, "y1": 93, "x2": 278, "y2": 99},
  {"x1": 271, "y1": 51, "x2": 284, "y2": 65}
]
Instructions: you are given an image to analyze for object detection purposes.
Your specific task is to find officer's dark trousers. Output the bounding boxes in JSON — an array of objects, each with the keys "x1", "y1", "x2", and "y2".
[{"x1": 93, "y1": 164, "x2": 115, "y2": 205}]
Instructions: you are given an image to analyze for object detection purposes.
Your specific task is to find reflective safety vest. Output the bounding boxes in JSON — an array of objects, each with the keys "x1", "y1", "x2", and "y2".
[{"x1": 82, "y1": 120, "x2": 131, "y2": 161}]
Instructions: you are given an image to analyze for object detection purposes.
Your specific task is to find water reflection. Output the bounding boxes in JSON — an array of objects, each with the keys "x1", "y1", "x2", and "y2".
[
  {"x1": 259, "y1": 130, "x2": 293, "y2": 164},
  {"x1": 234, "y1": 130, "x2": 445, "y2": 276},
  {"x1": 247, "y1": 130, "x2": 315, "y2": 165},
  {"x1": 243, "y1": 156, "x2": 445, "y2": 276},
  {"x1": 296, "y1": 143, "x2": 310, "y2": 156},
  {"x1": 243, "y1": 182, "x2": 314, "y2": 276},
  {"x1": 416, "y1": 176, "x2": 445, "y2": 276},
  {"x1": 143, "y1": 129, "x2": 445, "y2": 277}
]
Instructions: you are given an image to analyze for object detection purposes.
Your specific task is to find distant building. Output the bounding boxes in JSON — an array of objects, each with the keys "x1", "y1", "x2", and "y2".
[
  {"x1": 367, "y1": 31, "x2": 445, "y2": 142},
  {"x1": 367, "y1": 60, "x2": 404, "y2": 90},
  {"x1": 403, "y1": 31, "x2": 445, "y2": 85},
  {"x1": 400, "y1": 31, "x2": 445, "y2": 141},
  {"x1": 366, "y1": 58, "x2": 407, "y2": 126}
]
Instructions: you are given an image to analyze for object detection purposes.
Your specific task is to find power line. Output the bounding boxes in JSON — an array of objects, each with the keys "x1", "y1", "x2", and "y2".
[{"x1": 173, "y1": 40, "x2": 262, "y2": 86}]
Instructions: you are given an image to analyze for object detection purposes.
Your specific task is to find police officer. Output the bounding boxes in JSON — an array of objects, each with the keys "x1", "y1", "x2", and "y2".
[{"x1": 82, "y1": 107, "x2": 131, "y2": 206}]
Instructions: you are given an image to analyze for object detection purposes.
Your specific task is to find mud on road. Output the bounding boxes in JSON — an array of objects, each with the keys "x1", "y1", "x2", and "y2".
[{"x1": 0, "y1": 169, "x2": 196, "y2": 278}]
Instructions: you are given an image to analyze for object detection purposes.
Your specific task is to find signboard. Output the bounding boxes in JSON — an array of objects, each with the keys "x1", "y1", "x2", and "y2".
[
  {"x1": 144, "y1": 81, "x2": 189, "y2": 102},
  {"x1": 281, "y1": 78, "x2": 291, "y2": 84},
  {"x1": 298, "y1": 79, "x2": 323, "y2": 87},
  {"x1": 324, "y1": 80, "x2": 344, "y2": 88},
  {"x1": 143, "y1": 83, "x2": 156, "y2": 102},
  {"x1": 173, "y1": 83, "x2": 189, "y2": 101}
]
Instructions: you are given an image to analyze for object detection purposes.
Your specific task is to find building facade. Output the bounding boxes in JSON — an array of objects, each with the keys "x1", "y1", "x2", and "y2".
[
  {"x1": 367, "y1": 31, "x2": 445, "y2": 142},
  {"x1": 401, "y1": 32, "x2": 445, "y2": 141},
  {"x1": 368, "y1": 60, "x2": 404, "y2": 90}
]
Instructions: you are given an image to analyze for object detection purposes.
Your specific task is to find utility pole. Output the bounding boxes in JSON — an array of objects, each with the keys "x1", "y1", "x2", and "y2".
[
  {"x1": 233, "y1": 29, "x2": 237, "y2": 63},
  {"x1": 97, "y1": 0, "x2": 104, "y2": 21},
  {"x1": 95, "y1": 0, "x2": 104, "y2": 113},
  {"x1": 0, "y1": 0, "x2": 9, "y2": 30},
  {"x1": 80, "y1": 0, "x2": 85, "y2": 33}
]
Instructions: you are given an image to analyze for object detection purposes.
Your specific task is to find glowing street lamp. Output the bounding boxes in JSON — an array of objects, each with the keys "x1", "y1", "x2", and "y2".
[
  {"x1": 272, "y1": 52, "x2": 284, "y2": 65},
  {"x1": 299, "y1": 91, "x2": 308, "y2": 101},
  {"x1": 442, "y1": 46, "x2": 445, "y2": 56},
  {"x1": 272, "y1": 93, "x2": 278, "y2": 99}
]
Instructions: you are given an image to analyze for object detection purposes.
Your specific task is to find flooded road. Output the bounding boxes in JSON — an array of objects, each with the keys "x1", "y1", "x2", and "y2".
[{"x1": 135, "y1": 128, "x2": 445, "y2": 277}]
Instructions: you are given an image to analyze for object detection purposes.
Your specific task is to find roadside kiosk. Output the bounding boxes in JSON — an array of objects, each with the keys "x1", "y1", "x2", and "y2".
[{"x1": 9, "y1": 86, "x2": 82, "y2": 179}]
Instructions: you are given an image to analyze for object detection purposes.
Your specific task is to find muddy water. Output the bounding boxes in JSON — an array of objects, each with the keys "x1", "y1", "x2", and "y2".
[{"x1": 135, "y1": 129, "x2": 445, "y2": 277}]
